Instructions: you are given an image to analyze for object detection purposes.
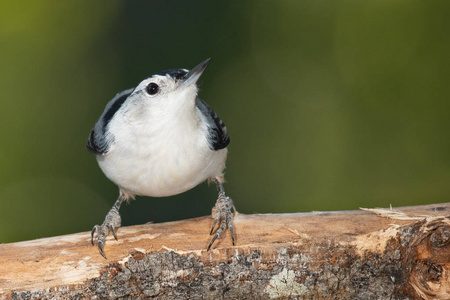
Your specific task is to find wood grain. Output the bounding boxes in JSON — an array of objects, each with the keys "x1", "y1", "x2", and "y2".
[{"x1": 1, "y1": 203, "x2": 449, "y2": 299}]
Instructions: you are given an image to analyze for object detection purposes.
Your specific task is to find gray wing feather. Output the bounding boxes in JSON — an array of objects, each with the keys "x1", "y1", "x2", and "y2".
[{"x1": 86, "y1": 88, "x2": 134, "y2": 154}]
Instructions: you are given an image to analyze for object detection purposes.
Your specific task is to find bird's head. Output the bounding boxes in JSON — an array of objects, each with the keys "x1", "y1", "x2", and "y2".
[{"x1": 126, "y1": 58, "x2": 211, "y2": 116}]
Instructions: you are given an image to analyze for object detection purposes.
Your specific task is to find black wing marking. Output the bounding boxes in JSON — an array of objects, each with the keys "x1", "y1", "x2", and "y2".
[
  {"x1": 86, "y1": 88, "x2": 134, "y2": 155},
  {"x1": 86, "y1": 129, "x2": 108, "y2": 154},
  {"x1": 195, "y1": 98, "x2": 230, "y2": 150}
]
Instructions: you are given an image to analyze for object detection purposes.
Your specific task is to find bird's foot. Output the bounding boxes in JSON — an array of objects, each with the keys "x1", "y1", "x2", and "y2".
[
  {"x1": 208, "y1": 193, "x2": 235, "y2": 250},
  {"x1": 91, "y1": 205, "x2": 121, "y2": 259}
]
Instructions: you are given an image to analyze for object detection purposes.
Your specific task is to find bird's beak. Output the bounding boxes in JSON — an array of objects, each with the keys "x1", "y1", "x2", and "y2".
[{"x1": 179, "y1": 58, "x2": 211, "y2": 89}]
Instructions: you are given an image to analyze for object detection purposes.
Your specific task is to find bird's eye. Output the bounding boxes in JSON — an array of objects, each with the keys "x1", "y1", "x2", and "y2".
[{"x1": 146, "y1": 83, "x2": 159, "y2": 95}]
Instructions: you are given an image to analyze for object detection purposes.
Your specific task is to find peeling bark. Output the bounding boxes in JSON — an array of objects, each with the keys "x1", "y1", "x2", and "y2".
[{"x1": 1, "y1": 203, "x2": 450, "y2": 299}]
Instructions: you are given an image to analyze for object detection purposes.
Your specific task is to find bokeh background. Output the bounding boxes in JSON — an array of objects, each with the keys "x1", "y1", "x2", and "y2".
[{"x1": 1, "y1": 1, "x2": 449, "y2": 243}]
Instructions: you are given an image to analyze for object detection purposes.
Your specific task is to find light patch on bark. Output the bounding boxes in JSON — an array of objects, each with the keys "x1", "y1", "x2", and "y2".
[
  {"x1": 13, "y1": 232, "x2": 88, "y2": 248},
  {"x1": 360, "y1": 207, "x2": 427, "y2": 221},
  {"x1": 158, "y1": 245, "x2": 204, "y2": 256},
  {"x1": 350, "y1": 225, "x2": 400, "y2": 256},
  {"x1": 120, "y1": 233, "x2": 161, "y2": 243},
  {"x1": 264, "y1": 268, "x2": 308, "y2": 299}
]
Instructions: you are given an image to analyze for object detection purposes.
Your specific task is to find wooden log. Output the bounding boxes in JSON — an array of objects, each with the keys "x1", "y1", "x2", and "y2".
[{"x1": 1, "y1": 203, "x2": 449, "y2": 299}]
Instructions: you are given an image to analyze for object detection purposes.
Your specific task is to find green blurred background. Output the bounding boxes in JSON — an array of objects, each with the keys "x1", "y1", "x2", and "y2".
[{"x1": 1, "y1": 1, "x2": 449, "y2": 243}]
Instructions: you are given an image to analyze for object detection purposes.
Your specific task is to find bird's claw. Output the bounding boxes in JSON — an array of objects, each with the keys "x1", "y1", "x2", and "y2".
[
  {"x1": 208, "y1": 194, "x2": 235, "y2": 251},
  {"x1": 90, "y1": 208, "x2": 121, "y2": 259},
  {"x1": 91, "y1": 224, "x2": 109, "y2": 259},
  {"x1": 109, "y1": 224, "x2": 118, "y2": 240},
  {"x1": 91, "y1": 225, "x2": 99, "y2": 246}
]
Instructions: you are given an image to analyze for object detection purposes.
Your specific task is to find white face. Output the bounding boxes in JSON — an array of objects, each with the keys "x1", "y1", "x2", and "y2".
[
  {"x1": 123, "y1": 72, "x2": 199, "y2": 122},
  {"x1": 136, "y1": 74, "x2": 180, "y2": 100}
]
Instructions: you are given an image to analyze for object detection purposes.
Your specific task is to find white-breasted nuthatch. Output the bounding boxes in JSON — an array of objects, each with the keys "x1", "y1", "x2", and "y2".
[{"x1": 87, "y1": 59, "x2": 235, "y2": 258}]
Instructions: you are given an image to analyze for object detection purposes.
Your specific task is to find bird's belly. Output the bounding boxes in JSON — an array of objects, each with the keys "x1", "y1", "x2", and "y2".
[{"x1": 97, "y1": 145, "x2": 227, "y2": 197}]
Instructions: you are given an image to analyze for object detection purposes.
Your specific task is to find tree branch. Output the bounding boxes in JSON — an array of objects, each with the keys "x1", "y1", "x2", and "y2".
[{"x1": 1, "y1": 203, "x2": 450, "y2": 299}]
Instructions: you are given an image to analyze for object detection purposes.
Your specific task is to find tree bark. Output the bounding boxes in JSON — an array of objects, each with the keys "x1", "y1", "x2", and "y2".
[{"x1": 1, "y1": 203, "x2": 450, "y2": 299}]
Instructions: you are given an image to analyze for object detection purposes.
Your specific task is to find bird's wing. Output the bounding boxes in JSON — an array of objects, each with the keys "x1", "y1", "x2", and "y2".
[
  {"x1": 195, "y1": 98, "x2": 230, "y2": 150},
  {"x1": 86, "y1": 88, "x2": 134, "y2": 155},
  {"x1": 86, "y1": 128, "x2": 107, "y2": 154}
]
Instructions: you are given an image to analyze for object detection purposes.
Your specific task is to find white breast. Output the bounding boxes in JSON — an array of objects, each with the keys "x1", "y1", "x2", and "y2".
[{"x1": 96, "y1": 106, "x2": 227, "y2": 197}]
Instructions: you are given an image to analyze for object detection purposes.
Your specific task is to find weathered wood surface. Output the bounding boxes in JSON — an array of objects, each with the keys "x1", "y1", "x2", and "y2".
[{"x1": 1, "y1": 203, "x2": 450, "y2": 299}]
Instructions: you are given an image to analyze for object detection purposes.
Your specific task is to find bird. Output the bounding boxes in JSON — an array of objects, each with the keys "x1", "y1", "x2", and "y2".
[{"x1": 87, "y1": 58, "x2": 235, "y2": 258}]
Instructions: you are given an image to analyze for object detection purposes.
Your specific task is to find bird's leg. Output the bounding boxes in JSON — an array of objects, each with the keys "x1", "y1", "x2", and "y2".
[
  {"x1": 91, "y1": 193, "x2": 125, "y2": 259},
  {"x1": 208, "y1": 177, "x2": 236, "y2": 250}
]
